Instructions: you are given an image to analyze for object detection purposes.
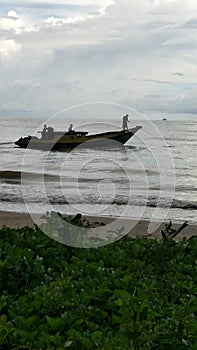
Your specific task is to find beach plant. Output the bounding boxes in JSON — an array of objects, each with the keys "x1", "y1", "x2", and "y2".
[
  {"x1": 0, "y1": 223, "x2": 197, "y2": 349},
  {"x1": 161, "y1": 220, "x2": 188, "y2": 240},
  {"x1": 39, "y1": 211, "x2": 91, "y2": 247},
  {"x1": 39, "y1": 211, "x2": 126, "y2": 247}
]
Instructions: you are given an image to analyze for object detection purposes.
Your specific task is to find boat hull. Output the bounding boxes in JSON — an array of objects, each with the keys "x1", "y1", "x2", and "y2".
[{"x1": 15, "y1": 126, "x2": 142, "y2": 151}]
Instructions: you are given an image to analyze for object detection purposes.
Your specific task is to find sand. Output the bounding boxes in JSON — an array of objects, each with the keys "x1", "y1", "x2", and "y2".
[{"x1": 0, "y1": 210, "x2": 196, "y2": 240}]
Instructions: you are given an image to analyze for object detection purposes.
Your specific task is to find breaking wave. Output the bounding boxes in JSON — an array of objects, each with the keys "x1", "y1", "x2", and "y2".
[{"x1": 0, "y1": 192, "x2": 197, "y2": 211}]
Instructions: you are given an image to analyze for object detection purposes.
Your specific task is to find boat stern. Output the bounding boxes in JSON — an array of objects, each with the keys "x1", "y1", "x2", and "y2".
[{"x1": 15, "y1": 136, "x2": 32, "y2": 148}]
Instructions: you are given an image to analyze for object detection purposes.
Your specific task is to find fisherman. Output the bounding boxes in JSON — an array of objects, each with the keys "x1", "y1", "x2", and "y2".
[
  {"x1": 122, "y1": 114, "x2": 129, "y2": 131},
  {"x1": 41, "y1": 124, "x2": 48, "y2": 138},
  {"x1": 68, "y1": 123, "x2": 74, "y2": 132}
]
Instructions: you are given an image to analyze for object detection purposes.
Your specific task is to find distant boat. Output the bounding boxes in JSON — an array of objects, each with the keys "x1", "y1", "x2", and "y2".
[
  {"x1": 15, "y1": 126, "x2": 142, "y2": 151},
  {"x1": 162, "y1": 117, "x2": 167, "y2": 121}
]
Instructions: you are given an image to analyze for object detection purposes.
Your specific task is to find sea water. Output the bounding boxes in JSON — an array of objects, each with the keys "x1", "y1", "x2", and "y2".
[{"x1": 0, "y1": 116, "x2": 197, "y2": 225}]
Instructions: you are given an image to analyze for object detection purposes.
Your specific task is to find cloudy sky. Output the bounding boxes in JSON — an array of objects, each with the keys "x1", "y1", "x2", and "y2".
[{"x1": 0, "y1": 0, "x2": 197, "y2": 119}]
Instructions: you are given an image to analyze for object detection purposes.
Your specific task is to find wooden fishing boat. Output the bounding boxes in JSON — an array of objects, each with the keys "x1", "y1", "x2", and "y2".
[{"x1": 15, "y1": 126, "x2": 142, "y2": 151}]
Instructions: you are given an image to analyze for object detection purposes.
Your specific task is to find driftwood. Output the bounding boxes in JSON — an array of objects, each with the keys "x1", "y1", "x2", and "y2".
[
  {"x1": 161, "y1": 220, "x2": 188, "y2": 240},
  {"x1": 69, "y1": 213, "x2": 105, "y2": 228}
]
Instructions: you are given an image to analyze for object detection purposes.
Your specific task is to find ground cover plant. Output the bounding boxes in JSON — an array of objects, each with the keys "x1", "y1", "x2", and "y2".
[{"x1": 0, "y1": 224, "x2": 197, "y2": 349}]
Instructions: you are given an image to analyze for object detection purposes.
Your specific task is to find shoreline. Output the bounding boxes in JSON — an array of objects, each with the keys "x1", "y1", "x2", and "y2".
[{"x1": 0, "y1": 210, "x2": 196, "y2": 239}]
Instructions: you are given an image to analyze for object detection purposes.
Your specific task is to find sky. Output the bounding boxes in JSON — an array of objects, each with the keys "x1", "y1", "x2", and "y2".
[{"x1": 0, "y1": 0, "x2": 197, "y2": 119}]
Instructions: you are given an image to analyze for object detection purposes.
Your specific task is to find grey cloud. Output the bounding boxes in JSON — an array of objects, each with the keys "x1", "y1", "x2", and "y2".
[
  {"x1": 172, "y1": 72, "x2": 184, "y2": 76},
  {"x1": 181, "y1": 18, "x2": 197, "y2": 29},
  {"x1": 133, "y1": 78, "x2": 173, "y2": 85},
  {"x1": 135, "y1": 92, "x2": 197, "y2": 114},
  {"x1": 145, "y1": 94, "x2": 164, "y2": 100},
  {"x1": 116, "y1": 76, "x2": 130, "y2": 81}
]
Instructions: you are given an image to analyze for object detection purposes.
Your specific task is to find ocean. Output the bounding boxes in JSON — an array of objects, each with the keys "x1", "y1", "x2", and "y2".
[{"x1": 0, "y1": 116, "x2": 197, "y2": 226}]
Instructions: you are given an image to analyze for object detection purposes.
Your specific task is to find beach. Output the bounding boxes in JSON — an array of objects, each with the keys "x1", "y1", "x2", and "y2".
[{"x1": 0, "y1": 210, "x2": 196, "y2": 240}]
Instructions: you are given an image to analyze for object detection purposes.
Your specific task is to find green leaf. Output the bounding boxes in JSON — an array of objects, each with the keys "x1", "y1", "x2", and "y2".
[
  {"x1": 64, "y1": 341, "x2": 73, "y2": 347},
  {"x1": 114, "y1": 298, "x2": 123, "y2": 307},
  {"x1": 0, "y1": 325, "x2": 8, "y2": 345},
  {"x1": 46, "y1": 316, "x2": 64, "y2": 332},
  {"x1": 0, "y1": 314, "x2": 7, "y2": 325}
]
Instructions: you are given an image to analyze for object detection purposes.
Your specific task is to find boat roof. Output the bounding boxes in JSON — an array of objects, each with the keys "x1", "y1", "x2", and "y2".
[{"x1": 54, "y1": 131, "x2": 89, "y2": 135}]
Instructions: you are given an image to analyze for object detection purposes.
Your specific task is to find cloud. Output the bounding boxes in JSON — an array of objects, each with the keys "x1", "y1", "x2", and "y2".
[
  {"x1": 8, "y1": 10, "x2": 18, "y2": 19},
  {"x1": 0, "y1": 1, "x2": 113, "y2": 25},
  {"x1": 142, "y1": 90, "x2": 197, "y2": 114},
  {"x1": 7, "y1": 0, "x2": 111, "y2": 5},
  {"x1": 0, "y1": 0, "x2": 197, "y2": 117},
  {"x1": 0, "y1": 39, "x2": 21, "y2": 58},
  {"x1": 0, "y1": 11, "x2": 38, "y2": 34},
  {"x1": 172, "y1": 72, "x2": 184, "y2": 76},
  {"x1": 133, "y1": 78, "x2": 174, "y2": 85}
]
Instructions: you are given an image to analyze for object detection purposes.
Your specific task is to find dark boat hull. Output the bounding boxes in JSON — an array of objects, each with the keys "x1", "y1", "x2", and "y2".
[{"x1": 15, "y1": 126, "x2": 142, "y2": 151}]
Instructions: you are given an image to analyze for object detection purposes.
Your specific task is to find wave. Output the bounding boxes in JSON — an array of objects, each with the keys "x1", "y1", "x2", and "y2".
[
  {"x1": 0, "y1": 193, "x2": 69, "y2": 204},
  {"x1": 147, "y1": 197, "x2": 197, "y2": 210},
  {"x1": 0, "y1": 169, "x2": 160, "y2": 186},
  {"x1": 1, "y1": 191, "x2": 197, "y2": 211},
  {"x1": 0, "y1": 142, "x2": 14, "y2": 145},
  {"x1": 0, "y1": 170, "x2": 60, "y2": 182},
  {"x1": 0, "y1": 194, "x2": 24, "y2": 203}
]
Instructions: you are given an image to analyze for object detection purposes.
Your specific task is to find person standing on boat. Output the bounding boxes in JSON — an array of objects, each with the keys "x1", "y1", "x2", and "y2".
[
  {"x1": 122, "y1": 114, "x2": 129, "y2": 131},
  {"x1": 68, "y1": 124, "x2": 74, "y2": 132},
  {"x1": 41, "y1": 124, "x2": 48, "y2": 139}
]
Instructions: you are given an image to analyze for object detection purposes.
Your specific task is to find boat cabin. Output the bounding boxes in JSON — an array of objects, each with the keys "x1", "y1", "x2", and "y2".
[{"x1": 41, "y1": 127, "x2": 88, "y2": 140}]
